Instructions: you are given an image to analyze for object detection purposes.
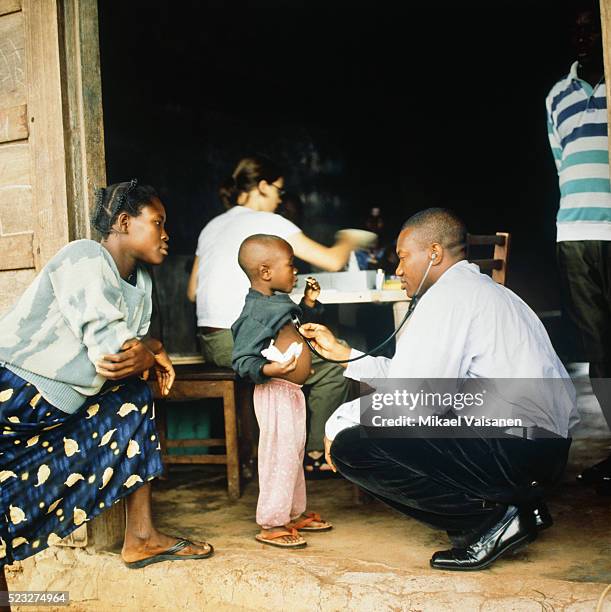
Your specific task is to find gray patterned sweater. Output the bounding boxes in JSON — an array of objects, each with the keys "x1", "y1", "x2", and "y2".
[{"x1": 0, "y1": 240, "x2": 152, "y2": 413}]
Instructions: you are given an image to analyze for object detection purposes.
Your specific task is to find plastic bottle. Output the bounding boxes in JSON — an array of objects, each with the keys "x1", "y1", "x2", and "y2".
[{"x1": 375, "y1": 268, "x2": 385, "y2": 290}]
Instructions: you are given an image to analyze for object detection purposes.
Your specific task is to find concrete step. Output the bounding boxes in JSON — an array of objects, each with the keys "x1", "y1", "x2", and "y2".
[{"x1": 7, "y1": 544, "x2": 611, "y2": 611}]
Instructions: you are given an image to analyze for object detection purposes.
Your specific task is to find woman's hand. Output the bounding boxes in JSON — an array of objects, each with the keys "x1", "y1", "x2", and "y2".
[
  {"x1": 153, "y1": 347, "x2": 175, "y2": 397},
  {"x1": 298, "y1": 323, "x2": 351, "y2": 365},
  {"x1": 262, "y1": 355, "x2": 298, "y2": 378},
  {"x1": 96, "y1": 339, "x2": 156, "y2": 380}
]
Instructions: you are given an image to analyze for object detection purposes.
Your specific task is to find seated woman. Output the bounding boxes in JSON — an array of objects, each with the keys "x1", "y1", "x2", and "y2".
[{"x1": 0, "y1": 180, "x2": 212, "y2": 595}]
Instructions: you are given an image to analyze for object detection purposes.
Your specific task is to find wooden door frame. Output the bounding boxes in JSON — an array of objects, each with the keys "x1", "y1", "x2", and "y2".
[
  {"x1": 22, "y1": 0, "x2": 120, "y2": 550},
  {"x1": 57, "y1": 0, "x2": 106, "y2": 241},
  {"x1": 57, "y1": 0, "x2": 123, "y2": 550}
]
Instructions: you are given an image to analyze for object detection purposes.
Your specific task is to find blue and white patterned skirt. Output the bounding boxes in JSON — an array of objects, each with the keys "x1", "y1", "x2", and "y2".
[{"x1": 0, "y1": 367, "x2": 163, "y2": 567}]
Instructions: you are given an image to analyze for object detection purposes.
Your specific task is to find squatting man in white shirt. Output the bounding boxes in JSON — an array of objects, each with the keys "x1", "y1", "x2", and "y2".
[{"x1": 300, "y1": 208, "x2": 580, "y2": 571}]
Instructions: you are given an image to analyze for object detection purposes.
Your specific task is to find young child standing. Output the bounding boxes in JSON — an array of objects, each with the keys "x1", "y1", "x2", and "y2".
[{"x1": 232, "y1": 234, "x2": 332, "y2": 548}]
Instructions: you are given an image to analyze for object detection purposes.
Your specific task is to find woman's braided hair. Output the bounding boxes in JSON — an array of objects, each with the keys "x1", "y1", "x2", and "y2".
[{"x1": 91, "y1": 179, "x2": 159, "y2": 237}]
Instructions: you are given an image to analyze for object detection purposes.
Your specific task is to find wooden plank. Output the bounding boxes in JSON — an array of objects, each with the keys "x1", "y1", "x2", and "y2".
[
  {"x1": 168, "y1": 354, "x2": 205, "y2": 365},
  {"x1": 165, "y1": 438, "x2": 226, "y2": 448},
  {"x1": 0, "y1": 231, "x2": 34, "y2": 270},
  {"x1": 0, "y1": 142, "x2": 30, "y2": 241},
  {"x1": 0, "y1": 184, "x2": 33, "y2": 233},
  {"x1": 23, "y1": 0, "x2": 70, "y2": 268},
  {"x1": 156, "y1": 380, "x2": 230, "y2": 400},
  {"x1": 492, "y1": 232, "x2": 510, "y2": 286},
  {"x1": 59, "y1": 0, "x2": 106, "y2": 240},
  {"x1": 0, "y1": 0, "x2": 21, "y2": 17},
  {"x1": 87, "y1": 499, "x2": 125, "y2": 552},
  {"x1": 0, "y1": 140, "x2": 29, "y2": 187},
  {"x1": 163, "y1": 455, "x2": 228, "y2": 465},
  {"x1": 0, "y1": 103, "x2": 28, "y2": 142},
  {"x1": 601, "y1": 0, "x2": 611, "y2": 165},
  {"x1": 467, "y1": 234, "x2": 505, "y2": 247},
  {"x1": 0, "y1": 267, "x2": 35, "y2": 314},
  {"x1": 0, "y1": 11, "x2": 26, "y2": 110},
  {"x1": 471, "y1": 258, "x2": 503, "y2": 272},
  {"x1": 223, "y1": 386, "x2": 240, "y2": 500}
]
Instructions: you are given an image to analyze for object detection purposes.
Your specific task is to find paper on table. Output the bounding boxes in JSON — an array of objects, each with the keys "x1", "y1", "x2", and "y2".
[{"x1": 261, "y1": 339, "x2": 303, "y2": 363}]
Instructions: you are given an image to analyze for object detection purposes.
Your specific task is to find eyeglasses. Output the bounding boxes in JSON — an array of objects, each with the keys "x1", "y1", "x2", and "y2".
[{"x1": 270, "y1": 183, "x2": 286, "y2": 197}]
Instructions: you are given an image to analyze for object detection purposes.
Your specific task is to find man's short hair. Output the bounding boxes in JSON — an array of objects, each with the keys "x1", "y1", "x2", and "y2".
[{"x1": 401, "y1": 208, "x2": 467, "y2": 256}]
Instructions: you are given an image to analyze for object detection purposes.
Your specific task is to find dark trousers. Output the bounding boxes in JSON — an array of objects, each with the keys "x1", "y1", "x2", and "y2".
[
  {"x1": 331, "y1": 426, "x2": 571, "y2": 532},
  {"x1": 557, "y1": 241, "x2": 611, "y2": 428},
  {"x1": 556, "y1": 240, "x2": 611, "y2": 364}
]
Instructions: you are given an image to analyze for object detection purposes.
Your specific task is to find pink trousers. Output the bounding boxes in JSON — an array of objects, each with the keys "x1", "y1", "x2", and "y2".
[{"x1": 254, "y1": 378, "x2": 307, "y2": 529}]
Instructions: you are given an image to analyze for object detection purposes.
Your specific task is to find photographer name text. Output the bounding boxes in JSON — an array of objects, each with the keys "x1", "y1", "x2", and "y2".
[{"x1": 368, "y1": 415, "x2": 523, "y2": 428}]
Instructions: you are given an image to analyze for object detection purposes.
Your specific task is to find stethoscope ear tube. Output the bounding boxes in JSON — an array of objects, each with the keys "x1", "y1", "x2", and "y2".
[{"x1": 295, "y1": 257, "x2": 434, "y2": 364}]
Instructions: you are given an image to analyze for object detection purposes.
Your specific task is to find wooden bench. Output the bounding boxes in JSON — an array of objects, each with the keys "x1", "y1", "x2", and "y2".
[{"x1": 151, "y1": 363, "x2": 247, "y2": 501}]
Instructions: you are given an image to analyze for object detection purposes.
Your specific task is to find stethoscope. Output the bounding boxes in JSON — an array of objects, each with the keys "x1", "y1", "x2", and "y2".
[{"x1": 292, "y1": 253, "x2": 437, "y2": 364}]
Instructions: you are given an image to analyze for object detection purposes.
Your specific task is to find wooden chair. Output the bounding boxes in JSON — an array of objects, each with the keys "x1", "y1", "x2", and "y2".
[
  {"x1": 466, "y1": 232, "x2": 511, "y2": 286},
  {"x1": 150, "y1": 363, "x2": 248, "y2": 501}
]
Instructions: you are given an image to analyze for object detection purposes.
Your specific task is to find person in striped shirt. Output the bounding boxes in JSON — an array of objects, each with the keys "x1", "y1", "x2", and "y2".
[{"x1": 545, "y1": 1, "x2": 611, "y2": 491}]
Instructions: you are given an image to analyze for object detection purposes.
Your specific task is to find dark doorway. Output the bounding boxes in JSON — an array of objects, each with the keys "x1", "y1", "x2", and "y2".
[{"x1": 98, "y1": 0, "x2": 575, "y2": 314}]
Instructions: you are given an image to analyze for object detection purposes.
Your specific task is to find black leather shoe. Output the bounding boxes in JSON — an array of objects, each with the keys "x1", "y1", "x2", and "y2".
[
  {"x1": 595, "y1": 475, "x2": 611, "y2": 496},
  {"x1": 576, "y1": 455, "x2": 611, "y2": 485},
  {"x1": 533, "y1": 502, "x2": 553, "y2": 531},
  {"x1": 447, "y1": 502, "x2": 551, "y2": 548},
  {"x1": 430, "y1": 506, "x2": 537, "y2": 571}
]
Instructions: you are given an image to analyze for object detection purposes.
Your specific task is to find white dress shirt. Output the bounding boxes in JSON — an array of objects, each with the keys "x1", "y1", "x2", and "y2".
[{"x1": 325, "y1": 260, "x2": 580, "y2": 440}]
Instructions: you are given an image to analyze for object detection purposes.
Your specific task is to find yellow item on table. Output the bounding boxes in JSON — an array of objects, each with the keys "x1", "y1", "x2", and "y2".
[{"x1": 383, "y1": 278, "x2": 402, "y2": 290}]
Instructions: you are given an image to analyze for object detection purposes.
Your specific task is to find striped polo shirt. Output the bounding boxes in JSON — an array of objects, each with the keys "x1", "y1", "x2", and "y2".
[{"x1": 546, "y1": 61, "x2": 610, "y2": 241}]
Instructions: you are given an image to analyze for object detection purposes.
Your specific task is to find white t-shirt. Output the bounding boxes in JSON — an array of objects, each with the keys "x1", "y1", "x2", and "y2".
[{"x1": 195, "y1": 206, "x2": 301, "y2": 328}]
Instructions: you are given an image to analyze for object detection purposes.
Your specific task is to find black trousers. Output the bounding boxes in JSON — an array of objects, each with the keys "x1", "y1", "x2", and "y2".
[
  {"x1": 331, "y1": 426, "x2": 571, "y2": 532},
  {"x1": 557, "y1": 242, "x2": 611, "y2": 428},
  {"x1": 556, "y1": 240, "x2": 611, "y2": 364}
]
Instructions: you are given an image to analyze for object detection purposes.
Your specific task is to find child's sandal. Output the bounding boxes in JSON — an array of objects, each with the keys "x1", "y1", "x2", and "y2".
[
  {"x1": 255, "y1": 528, "x2": 307, "y2": 548},
  {"x1": 289, "y1": 512, "x2": 333, "y2": 532}
]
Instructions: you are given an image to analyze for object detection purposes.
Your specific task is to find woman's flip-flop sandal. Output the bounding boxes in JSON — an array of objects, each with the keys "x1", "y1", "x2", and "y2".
[
  {"x1": 289, "y1": 512, "x2": 333, "y2": 532},
  {"x1": 255, "y1": 528, "x2": 307, "y2": 548},
  {"x1": 124, "y1": 538, "x2": 214, "y2": 569}
]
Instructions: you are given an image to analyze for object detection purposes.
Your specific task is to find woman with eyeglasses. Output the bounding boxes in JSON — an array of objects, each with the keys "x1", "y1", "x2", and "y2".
[{"x1": 187, "y1": 154, "x2": 358, "y2": 478}]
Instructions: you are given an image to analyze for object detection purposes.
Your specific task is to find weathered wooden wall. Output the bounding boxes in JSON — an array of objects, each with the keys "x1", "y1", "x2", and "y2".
[
  {"x1": 0, "y1": 0, "x2": 104, "y2": 316},
  {"x1": 0, "y1": 0, "x2": 37, "y2": 313}
]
